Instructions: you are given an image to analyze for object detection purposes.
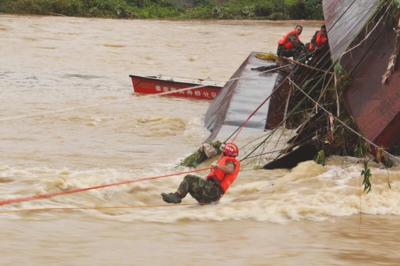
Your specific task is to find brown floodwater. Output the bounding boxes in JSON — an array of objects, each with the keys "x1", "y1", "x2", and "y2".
[{"x1": 1, "y1": 14, "x2": 399, "y2": 265}]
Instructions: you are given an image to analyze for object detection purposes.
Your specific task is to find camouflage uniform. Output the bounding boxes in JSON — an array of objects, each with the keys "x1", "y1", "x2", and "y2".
[
  {"x1": 277, "y1": 32, "x2": 304, "y2": 60},
  {"x1": 178, "y1": 174, "x2": 223, "y2": 204}
]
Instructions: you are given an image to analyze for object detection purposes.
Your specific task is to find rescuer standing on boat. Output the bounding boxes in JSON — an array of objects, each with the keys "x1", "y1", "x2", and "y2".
[
  {"x1": 277, "y1": 25, "x2": 304, "y2": 60},
  {"x1": 161, "y1": 143, "x2": 240, "y2": 204}
]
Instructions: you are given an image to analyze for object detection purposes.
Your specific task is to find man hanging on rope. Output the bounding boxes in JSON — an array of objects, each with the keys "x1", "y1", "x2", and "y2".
[
  {"x1": 161, "y1": 143, "x2": 240, "y2": 204},
  {"x1": 277, "y1": 25, "x2": 304, "y2": 60}
]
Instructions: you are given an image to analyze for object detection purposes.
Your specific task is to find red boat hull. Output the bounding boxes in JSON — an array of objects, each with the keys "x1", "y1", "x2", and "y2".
[{"x1": 129, "y1": 75, "x2": 223, "y2": 100}]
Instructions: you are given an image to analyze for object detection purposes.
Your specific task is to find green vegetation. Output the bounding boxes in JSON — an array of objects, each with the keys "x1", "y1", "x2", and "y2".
[
  {"x1": 180, "y1": 141, "x2": 222, "y2": 168},
  {"x1": 361, "y1": 159, "x2": 372, "y2": 193},
  {"x1": 0, "y1": 0, "x2": 181, "y2": 19},
  {"x1": 314, "y1": 150, "x2": 325, "y2": 166},
  {"x1": 353, "y1": 133, "x2": 371, "y2": 159},
  {"x1": 0, "y1": 0, "x2": 324, "y2": 20}
]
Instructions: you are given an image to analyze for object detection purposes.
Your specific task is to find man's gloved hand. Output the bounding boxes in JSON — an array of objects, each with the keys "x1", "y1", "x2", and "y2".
[{"x1": 211, "y1": 162, "x2": 218, "y2": 168}]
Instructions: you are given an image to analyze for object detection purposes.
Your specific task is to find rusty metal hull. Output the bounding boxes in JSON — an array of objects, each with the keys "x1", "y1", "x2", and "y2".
[
  {"x1": 324, "y1": 0, "x2": 400, "y2": 149},
  {"x1": 265, "y1": 59, "x2": 293, "y2": 130}
]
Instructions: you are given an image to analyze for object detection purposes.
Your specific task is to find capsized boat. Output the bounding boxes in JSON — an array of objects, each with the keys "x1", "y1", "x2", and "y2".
[
  {"x1": 203, "y1": 0, "x2": 400, "y2": 169},
  {"x1": 266, "y1": 0, "x2": 400, "y2": 168},
  {"x1": 323, "y1": 0, "x2": 400, "y2": 151},
  {"x1": 129, "y1": 74, "x2": 225, "y2": 100},
  {"x1": 204, "y1": 51, "x2": 281, "y2": 142}
]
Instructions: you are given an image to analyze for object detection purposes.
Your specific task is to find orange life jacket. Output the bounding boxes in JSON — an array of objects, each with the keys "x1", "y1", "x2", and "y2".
[
  {"x1": 278, "y1": 30, "x2": 299, "y2": 50},
  {"x1": 207, "y1": 156, "x2": 240, "y2": 194},
  {"x1": 308, "y1": 30, "x2": 327, "y2": 50}
]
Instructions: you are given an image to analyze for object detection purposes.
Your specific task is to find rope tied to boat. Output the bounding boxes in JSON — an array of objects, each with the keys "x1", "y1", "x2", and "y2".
[{"x1": 281, "y1": 56, "x2": 334, "y2": 74}]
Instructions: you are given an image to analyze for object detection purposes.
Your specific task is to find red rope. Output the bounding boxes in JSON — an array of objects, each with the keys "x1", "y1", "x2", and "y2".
[
  {"x1": 0, "y1": 65, "x2": 292, "y2": 208},
  {"x1": 0, "y1": 167, "x2": 211, "y2": 206}
]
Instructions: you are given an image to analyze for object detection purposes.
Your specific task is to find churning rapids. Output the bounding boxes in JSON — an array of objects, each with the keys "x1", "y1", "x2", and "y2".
[{"x1": 1, "y1": 14, "x2": 400, "y2": 265}]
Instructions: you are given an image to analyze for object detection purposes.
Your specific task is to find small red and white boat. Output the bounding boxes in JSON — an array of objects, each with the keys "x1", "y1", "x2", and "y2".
[{"x1": 129, "y1": 74, "x2": 225, "y2": 100}]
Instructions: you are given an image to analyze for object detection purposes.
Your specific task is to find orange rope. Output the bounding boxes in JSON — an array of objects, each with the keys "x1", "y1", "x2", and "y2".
[{"x1": 0, "y1": 167, "x2": 211, "y2": 207}]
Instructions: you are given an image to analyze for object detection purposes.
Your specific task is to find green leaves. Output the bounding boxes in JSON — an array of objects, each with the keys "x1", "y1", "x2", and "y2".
[
  {"x1": 1, "y1": 0, "x2": 326, "y2": 19},
  {"x1": 314, "y1": 149, "x2": 325, "y2": 166},
  {"x1": 353, "y1": 133, "x2": 370, "y2": 158},
  {"x1": 334, "y1": 64, "x2": 343, "y2": 75},
  {"x1": 361, "y1": 159, "x2": 372, "y2": 193}
]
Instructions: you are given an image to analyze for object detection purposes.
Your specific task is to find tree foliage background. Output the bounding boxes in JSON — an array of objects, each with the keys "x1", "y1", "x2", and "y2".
[{"x1": 0, "y1": 0, "x2": 324, "y2": 20}]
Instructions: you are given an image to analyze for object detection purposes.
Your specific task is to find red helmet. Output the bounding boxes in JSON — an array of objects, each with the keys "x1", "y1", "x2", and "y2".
[{"x1": 221, "y1": 143, "x2": 239, "y2": 157}]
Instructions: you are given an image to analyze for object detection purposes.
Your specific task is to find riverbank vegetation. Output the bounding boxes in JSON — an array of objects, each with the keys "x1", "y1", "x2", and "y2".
[{"x1": 0, "y1": 0, "x2": 323, "y2": 20}]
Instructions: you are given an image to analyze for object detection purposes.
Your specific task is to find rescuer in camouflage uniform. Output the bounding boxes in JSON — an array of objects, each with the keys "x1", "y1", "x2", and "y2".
[
  {"x1": 161, "y1": 143, "x2": 240, "y2": 204},
  {"x1": 277, "y1": 25, "x2": 304, "y2": 60},
  {"x1": 173, "y1": 174, "x2": 223, "y2": 204}
]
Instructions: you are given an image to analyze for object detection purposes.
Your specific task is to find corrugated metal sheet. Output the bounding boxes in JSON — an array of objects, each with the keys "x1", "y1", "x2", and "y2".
[
  {"x1": 204, "y1": 51, "x2": 278, "y2": 142},
  {"x1": 323, "y1": 0, "x2": 379, "y2": 61}
]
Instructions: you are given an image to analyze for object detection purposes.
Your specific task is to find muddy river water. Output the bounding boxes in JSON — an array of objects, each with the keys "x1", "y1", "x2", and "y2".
[{"x1": 1, "y1": 14, "x2": 399, "y2": 265}]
